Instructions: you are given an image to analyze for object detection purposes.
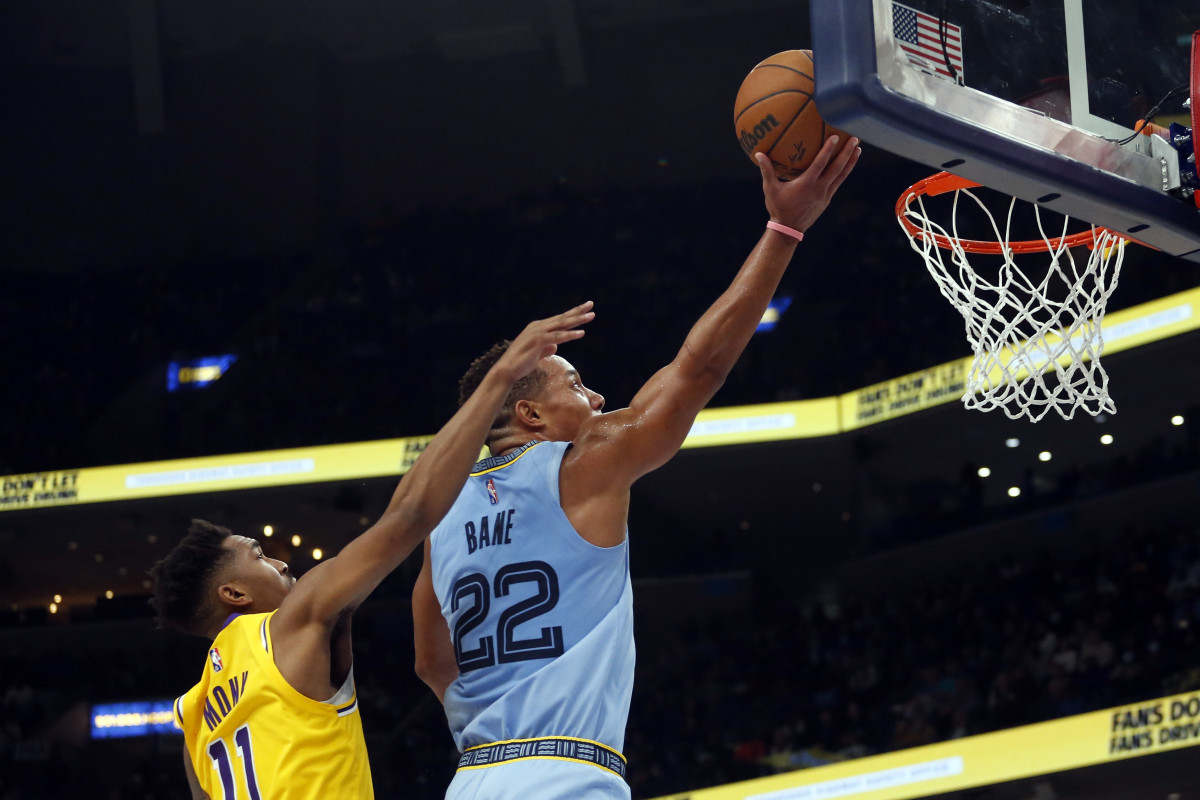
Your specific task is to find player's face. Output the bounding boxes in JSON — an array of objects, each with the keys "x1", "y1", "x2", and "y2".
[
  {"x1": 223, "y1": 535, "x2": 296, "y2": 611},
  {"x1": 534, "y1": 356, "x2": 604, "y2": 441}
]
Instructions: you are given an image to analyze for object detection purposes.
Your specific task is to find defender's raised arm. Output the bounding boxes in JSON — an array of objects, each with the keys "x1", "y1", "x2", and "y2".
[{"x1": 278, "y1": 301, "x2": 596, "y2": 629}]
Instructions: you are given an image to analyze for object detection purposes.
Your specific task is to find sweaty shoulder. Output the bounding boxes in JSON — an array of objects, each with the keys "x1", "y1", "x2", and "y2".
[
  {"x1": 560, "y1": 409, "x2": 632, "y2": 475},
  {"x1": 558, "y1": 410, "x2": 638, "y2": 547}
]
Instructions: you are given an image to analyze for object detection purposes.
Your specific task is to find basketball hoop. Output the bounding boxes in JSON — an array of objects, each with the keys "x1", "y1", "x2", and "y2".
[{"x1": 895, "y1": 171, "x2": 1134, "y2": 422}]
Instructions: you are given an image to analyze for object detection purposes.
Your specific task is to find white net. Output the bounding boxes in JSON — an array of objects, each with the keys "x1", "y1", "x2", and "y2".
[{"x1": 898, "y1": 178, "x2": 1127, "y2": 422}]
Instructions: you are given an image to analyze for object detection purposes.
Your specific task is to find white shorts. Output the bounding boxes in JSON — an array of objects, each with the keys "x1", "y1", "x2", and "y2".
[{"x1": 446, "y1": 757, "x2": 631, "y2": 800}]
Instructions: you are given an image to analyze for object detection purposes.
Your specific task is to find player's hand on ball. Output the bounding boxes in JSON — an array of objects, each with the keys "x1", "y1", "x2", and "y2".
[{"x1": 758, "y1": 135, "x2": 861, "y2": 235}]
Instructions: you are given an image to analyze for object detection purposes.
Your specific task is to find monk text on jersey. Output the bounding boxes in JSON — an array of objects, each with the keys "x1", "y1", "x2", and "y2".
[{"x1": 202, "y1": 671, "x2": 250, "y2": 731}]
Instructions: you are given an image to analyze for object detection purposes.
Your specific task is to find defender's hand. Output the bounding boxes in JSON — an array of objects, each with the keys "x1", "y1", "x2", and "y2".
[
  {"x1": 493, "y1": 301, "x2": 596, "y2": 383},
  {"x1": 757, "y1": 135, "x2": 861, "y2": 235}
]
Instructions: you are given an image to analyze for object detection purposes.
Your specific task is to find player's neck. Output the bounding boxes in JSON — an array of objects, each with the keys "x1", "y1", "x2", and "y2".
[
  {"x1": 204, "y1": 604, "x2": 269, "y2": 638},
  {"x1": 488, "y1": 431, "x2": 543, "y2": 458},
  {"x1": 203, "y1": 611, "x2": 238, "y2": 640}
]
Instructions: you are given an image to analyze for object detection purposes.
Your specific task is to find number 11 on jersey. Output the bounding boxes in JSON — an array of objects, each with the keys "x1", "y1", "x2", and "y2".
[{"x1": 207, "y1": 724, "x2": 261, "y2": 799}]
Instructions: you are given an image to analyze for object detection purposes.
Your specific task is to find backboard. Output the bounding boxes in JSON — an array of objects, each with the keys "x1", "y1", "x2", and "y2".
[{"x1": 812, "y1": 0, "x2": 1200, "y2": 261}]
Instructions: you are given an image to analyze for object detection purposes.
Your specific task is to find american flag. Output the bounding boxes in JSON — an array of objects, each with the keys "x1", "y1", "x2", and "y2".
[{"x1": 893, "y1": 1, "x2": 964, "y2": 83}]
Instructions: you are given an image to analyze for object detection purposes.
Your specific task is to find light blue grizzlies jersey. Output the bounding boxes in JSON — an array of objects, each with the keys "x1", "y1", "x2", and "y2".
[{"x1": 430, "y1": 440, "x2": 635, "y2": 756}]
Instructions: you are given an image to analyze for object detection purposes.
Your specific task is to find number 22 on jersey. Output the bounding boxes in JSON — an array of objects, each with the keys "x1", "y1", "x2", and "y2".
[{"x1": 452, "y1": 560, "x2": 565, "y2": 672}]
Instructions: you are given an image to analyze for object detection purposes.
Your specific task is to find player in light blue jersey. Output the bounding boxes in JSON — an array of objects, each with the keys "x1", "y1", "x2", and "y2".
[
  {"x1": 151, "y1": 303, "x2": 594, "y2": 800},
  {"x1": 412, "y1": 138, "x2": 861, "y2": 799}
]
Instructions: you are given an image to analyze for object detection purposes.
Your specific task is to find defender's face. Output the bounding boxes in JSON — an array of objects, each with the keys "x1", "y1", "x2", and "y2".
[
  {"x1": 534, "y1": 355, "x2": 605, "y2": 441},
  {"x1": 222, "y1": 535, "x2": 295, "y2": 611}
]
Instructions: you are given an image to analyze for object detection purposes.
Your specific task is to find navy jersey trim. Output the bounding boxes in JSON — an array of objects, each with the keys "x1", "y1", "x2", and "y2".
[
  {"x1": 470, "y1": 441, "x2": 542, "y2": 476},
  {"x1": 457, "y1": 736, "x2": 627, "y2": 779}
]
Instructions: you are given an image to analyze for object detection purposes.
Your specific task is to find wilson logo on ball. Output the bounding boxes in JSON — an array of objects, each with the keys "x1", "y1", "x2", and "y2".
[
  {"x1": 733, "y1": 50, "x2": 846, "y2": 176},
  {"x1": 738, "y1": 113, "x2": 781, "y2": 156}
]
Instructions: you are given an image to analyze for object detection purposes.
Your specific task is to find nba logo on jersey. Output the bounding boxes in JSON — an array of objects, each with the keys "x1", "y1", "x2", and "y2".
[
  {"x1": 486, "y1": 478, "x2": 499, "y2": 505},
  {"x1": 209, "y1": 647, "x2": 223, "y2": 673}
]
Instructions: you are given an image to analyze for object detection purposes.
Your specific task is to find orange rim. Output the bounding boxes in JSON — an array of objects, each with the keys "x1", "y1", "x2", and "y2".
[{"x1": 895, "y1": 172, "x2": 1126, "y2": 254}]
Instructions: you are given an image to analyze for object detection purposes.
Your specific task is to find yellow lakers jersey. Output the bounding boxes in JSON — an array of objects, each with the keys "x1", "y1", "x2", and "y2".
[{"x1": 173, "y1": 611, "x2": 374, "y2": 799}]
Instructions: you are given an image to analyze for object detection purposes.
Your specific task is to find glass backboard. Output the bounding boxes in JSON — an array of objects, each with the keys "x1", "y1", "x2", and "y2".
[{"x1": 813, "y1": 0, "x2": 1200, "y2": 260}]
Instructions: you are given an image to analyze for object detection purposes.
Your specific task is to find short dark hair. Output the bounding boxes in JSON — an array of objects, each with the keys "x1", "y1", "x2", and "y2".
[
  {"x1": 458, "y1": 340, "x2": 548, "y2": 443},
  {"x1": 149, "y1": 519, "x2": 236, "y2": 637}
]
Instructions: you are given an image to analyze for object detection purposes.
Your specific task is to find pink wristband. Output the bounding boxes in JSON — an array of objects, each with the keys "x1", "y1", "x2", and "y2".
[{"x1": 766, "y1": 220, "x2": 804, "y2": 241}]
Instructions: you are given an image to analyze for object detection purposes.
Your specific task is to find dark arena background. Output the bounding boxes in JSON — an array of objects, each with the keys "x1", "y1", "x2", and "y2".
[{"x1": 4, "y1": 1, "x2": 1200, "y2": 798}]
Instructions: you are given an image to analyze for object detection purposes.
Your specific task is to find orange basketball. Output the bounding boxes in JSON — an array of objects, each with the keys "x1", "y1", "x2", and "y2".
[{"x1": 733, "y1": 49, "x2": 847, "y2": 179}]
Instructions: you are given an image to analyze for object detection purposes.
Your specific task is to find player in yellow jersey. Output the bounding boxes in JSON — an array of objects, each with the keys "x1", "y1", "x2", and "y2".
[{"x1": 150, "y1": 302, "x2": 596, "y2": 799}]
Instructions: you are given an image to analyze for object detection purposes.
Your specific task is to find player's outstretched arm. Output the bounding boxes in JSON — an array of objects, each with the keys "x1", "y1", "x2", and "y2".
[
  {"x1": 413, "y1": 537, "x2": 457, "y2": 700},
  {"x1": 183, "y1": 747, "x2": 209, "y2": 799},
  {"x1": 273, "y1": 303, "x2": 595, "y2": 632},
  {"x1": 581, "y1": 137, "x2": 859, "y2": 483}
]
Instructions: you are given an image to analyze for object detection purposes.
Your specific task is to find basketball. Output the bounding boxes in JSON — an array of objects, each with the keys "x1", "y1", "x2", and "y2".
[{"x1": 733, "y1": 49, "x2": 847, "y2": 179}]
